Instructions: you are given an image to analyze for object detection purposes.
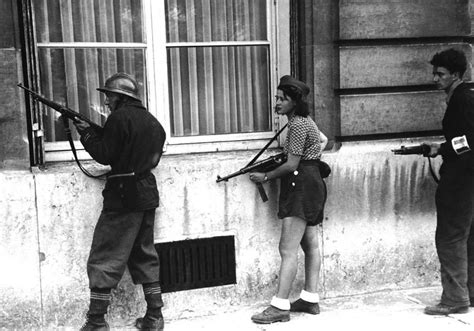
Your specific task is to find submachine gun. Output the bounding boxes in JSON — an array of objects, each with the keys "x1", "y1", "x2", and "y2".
[
  {"x1": 391, "y1": 143, "x2": 439, "y2": 183},
  {"x1": 18, "y1": 83, "x2": 106, "y2": 178},
  {"x1": 216, "y1": 152, "x2": 287, "y2": 202},
  {"x1": 17, "y1": 83, "x2": 103, "y2": 133},
  {"x1": 216, "y1": 124, "x2": 288, "y2": 202}
]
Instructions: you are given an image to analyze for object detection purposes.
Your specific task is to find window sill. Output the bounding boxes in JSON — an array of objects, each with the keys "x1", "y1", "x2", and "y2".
[{"x1": 44, "y1": 135, "x2": 281, "y2": 162}]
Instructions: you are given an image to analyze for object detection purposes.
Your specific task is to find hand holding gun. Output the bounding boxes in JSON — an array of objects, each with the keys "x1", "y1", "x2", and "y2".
[
  {"x1": 17, "y1": 83, "x2": 103, "y2": 134},
  {"x1": 73, "y1": 118, "x2": 91, "y2": 133},
  {"x1": 392, "y1": 143, "x2": 439, "y2": 183},
  {"x1": 216, "y1": 153, "x2": 287, "y2": 202}
]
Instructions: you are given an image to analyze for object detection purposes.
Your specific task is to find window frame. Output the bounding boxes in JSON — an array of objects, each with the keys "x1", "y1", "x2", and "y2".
[{"x1": 35, "y1": 0, "x2": 286, "y2": 162}]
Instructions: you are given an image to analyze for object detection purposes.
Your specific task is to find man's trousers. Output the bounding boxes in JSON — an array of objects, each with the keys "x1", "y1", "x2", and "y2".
[
  {"x1": 435, "y1": 159, "x2": 474, "y2": 306},
  {"x1": 87, "y1": 209, "x2": 161, "y2": 289}
]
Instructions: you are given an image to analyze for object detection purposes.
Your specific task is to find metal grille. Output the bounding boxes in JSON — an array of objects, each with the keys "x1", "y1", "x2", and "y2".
[{"x1": 155, "y1": 235, "x2": 236, "y2": 293}]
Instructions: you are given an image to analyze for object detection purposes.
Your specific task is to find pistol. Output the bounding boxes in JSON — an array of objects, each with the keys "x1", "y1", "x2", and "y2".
[{"x1": 392, "y1": 144, "x2": 430, "y2": 156}]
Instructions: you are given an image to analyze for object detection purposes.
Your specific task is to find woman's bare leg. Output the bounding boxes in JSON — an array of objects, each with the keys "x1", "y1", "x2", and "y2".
[
  {"x1": 300, "y1": 225, "x2": 321, "y2": 293},
  {"x1": 275, "y1": 216, "x2": 307, "y2": 299}
]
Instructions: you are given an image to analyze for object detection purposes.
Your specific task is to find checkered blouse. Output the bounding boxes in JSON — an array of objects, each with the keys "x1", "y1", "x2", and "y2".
[{"x1": 283, "y1": 114, "x2": 322, "y2": 160}]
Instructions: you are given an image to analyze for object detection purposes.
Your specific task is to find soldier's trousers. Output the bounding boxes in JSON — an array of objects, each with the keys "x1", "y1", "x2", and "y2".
[
  {"x1": 87, "y1": 209, "x2": 161, "y2": 289},
  {"x1": 435, "y1": 159, "x2": 474, "y2": 306}
]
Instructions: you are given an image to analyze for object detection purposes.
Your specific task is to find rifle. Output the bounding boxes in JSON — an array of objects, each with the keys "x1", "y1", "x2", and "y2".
[
  {"x1": 18, "y1": 83, "x2": 107, "y2": 178},
  {"x1": 216, "y1": 152, "x2": 287, "y2": 202},
  {"x1": 391, "y1": 144, "x2": 430, "y2": 156},
  {"x1": 17, "y1": 83, "x2": 103, "y2": 133},
  {"x1": 392, "y1": 143, "x2": 439, "y2": 183}
]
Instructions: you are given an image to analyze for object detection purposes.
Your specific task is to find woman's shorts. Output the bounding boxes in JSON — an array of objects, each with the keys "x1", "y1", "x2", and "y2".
[{"x1": 278, "y1": 160, "x2": 326, "y2": 226}]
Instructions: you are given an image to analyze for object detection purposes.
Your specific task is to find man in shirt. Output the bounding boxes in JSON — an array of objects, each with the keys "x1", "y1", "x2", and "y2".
[{"x1": 424, "y1": 48, "x2": 474, "y2": 315}]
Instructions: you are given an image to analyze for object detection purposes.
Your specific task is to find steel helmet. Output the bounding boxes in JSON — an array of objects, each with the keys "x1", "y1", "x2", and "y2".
[{"x1": 97, "y1": 72, "x2": 141, "y2": 101}]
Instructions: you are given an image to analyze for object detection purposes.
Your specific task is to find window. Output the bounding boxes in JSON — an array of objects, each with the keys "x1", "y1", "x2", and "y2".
[
  {"x1": 33, "y1": 0, "x2": 146, "y2": 161},
  {"x1": 165, "y1": 0, "x2": 271, "y2": 137},
  {"x1": 26, "y1": 0, "x2": 282, "y2": 162}
]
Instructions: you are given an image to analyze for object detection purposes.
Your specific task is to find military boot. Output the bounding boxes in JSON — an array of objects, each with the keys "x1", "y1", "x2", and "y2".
[
  {"x1": 80, "y1": 313, "x2": 109, "y2": 331},
  {"x1": 138, "y1": 282, "x2": 165, "y2": 330},
  {"x1": 135, "y1": 315, "x2": 164, "y2": 331}
]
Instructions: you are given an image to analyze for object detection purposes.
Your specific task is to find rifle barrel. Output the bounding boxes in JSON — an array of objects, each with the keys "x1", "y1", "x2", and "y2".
[
  {"x1": 216, "y1": 169, "x2": 245, "y2": 182},
  {"x1": 17, "y1": 83, "x2": 103, "y2": 132}
]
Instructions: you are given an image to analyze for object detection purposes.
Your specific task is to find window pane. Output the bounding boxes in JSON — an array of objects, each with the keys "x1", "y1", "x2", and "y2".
[
  {"x1": 38, "y1": 48, "x2": 146, "y2": 142},
  {"x1": 167, "y1": 45, "x2": 271, "y2": 136},
  {"x1": 33, "y1": 0, "x2": 144, "y2": 43},
  {"x1": 166, "y1": 0, "x2": 267, "y2": 42}
]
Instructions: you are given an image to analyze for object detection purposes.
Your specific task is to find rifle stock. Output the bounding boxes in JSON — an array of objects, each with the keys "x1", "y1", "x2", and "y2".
[
  {"x1": 17, "y1": 83, "x2": 103, "y2": 133},
  {"x1": 392, "y1": 144, "x2": 430, "y2": 156}
]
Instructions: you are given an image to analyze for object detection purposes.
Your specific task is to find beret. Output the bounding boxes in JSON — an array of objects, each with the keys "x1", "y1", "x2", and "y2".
[{"x1": 278, "y1": 75, "x2": 310, "y2": 96}]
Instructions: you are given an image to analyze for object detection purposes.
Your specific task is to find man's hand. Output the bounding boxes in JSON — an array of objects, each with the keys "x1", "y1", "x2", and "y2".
[
  {"x1": 426, "y1": 142, "x2": 441, "y2": 158},
  {"x1": 73, "y1": 118, "x2": 90, "y2": 133}
]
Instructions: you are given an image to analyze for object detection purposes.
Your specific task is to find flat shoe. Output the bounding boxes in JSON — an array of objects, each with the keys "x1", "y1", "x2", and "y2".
[
  {"x1": 251, "y1": 306, "x2": 290, "y2": 324},
  {"x1": 290, "y1": 298, "x2": 320, "y2": 315}
]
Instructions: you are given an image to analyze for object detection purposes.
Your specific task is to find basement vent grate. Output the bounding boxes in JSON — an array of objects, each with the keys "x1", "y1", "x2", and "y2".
[{"x1": 155, "y1": 235, "x2": 236, "y2": 293}]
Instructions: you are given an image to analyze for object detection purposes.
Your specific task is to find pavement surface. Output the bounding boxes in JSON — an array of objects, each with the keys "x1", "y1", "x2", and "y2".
[{"x1": 104, "y1": 286, "x2": 473, "y2": 331}]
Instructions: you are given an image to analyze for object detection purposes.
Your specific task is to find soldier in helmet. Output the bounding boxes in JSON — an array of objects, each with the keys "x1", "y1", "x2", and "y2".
[{"x1": 73, "y1": 72, "x2": 166, "y2": 331}]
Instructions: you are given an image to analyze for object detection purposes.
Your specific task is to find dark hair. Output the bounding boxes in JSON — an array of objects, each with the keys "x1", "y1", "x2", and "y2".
[
  {"x1": 278, "y1": 85, "x2": 310, "y2": 117},
  {"x1": 430, "y1": 48, "x2": 467, "y2": 77}
]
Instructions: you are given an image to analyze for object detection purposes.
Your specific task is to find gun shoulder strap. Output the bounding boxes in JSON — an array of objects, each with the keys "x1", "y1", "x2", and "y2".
[
  {"x1": 246, "y1": 123, "x2": 288, "y2": 202},
  {"x1": 427, "y1": 157, "x2": 440, "y2": 184},
  {"x1": 245, "y1": 123, "x2": 288, "y2": 167},
  {"x1": 62, "y1": 117, "x2": 108, "y2": 179}
]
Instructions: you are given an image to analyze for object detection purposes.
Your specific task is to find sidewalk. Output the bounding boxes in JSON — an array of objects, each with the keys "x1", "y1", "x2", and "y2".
[{"x1": 108, "y1": 286, "x2": 473, "y2": 331}]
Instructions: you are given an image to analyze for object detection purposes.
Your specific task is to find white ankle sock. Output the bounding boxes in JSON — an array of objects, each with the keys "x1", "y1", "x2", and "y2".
[
  {"x1": 300, "y1": 290, "x2": 319, "y2": 303},
  {"x1": 270, "y1": 296, "x2": 290, "y2": 310}
]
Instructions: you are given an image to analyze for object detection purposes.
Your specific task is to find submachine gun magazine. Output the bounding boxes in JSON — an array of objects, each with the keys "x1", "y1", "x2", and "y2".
[
  {"x1": 216, "y1": 153, "x2": 287, "y2": 202},
  {"x1": 391, "y1": 144, "x2": 430, "y2": 156}
]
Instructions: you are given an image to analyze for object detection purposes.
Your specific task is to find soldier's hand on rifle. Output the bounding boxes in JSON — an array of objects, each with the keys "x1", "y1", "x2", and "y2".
[
  {"x1": 249, "y1": 172, "x2": 267, "y2": 183},
  {"x1": 73, "y1": 118, "x2": 90, "y2": 133}
]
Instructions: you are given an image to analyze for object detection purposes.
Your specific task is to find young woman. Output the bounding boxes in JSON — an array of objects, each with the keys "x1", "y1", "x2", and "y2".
[{"x1": 249, "y1": 75, "x2": 328, "y2": 324}]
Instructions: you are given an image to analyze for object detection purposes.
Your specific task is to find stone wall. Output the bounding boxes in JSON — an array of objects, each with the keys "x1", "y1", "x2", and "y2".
[{"x1": 0, "y1": 144, "x2": 441, "y2": 328}]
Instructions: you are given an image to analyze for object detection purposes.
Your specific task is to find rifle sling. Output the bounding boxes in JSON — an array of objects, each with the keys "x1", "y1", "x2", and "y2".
[
  {"x1": 427, "y1": 156, "x2": 440, "y2": 184},
  {"x1": 246, "y1": 123, "x2": 288, "y2": 202},
  {"x1": 245, "y1": 123, "x2": 288, "y2": 167},
  {"x1": 62, "y1": 117, "x2": 108, "y2": 179}
]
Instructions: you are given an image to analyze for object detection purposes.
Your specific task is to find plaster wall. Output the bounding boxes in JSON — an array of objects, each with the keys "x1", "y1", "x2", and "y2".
[{"x1": 0, "y1": 140, "x2": 441, "y2": 328}]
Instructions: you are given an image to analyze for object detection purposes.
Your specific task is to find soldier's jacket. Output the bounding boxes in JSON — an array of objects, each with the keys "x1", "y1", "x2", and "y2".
[
  {"x1": 80, "y1": 99, "x2": 166, "y2": 211},
  {"x1": 440, "y1": 82, "x2": 474, "y2": 164}
]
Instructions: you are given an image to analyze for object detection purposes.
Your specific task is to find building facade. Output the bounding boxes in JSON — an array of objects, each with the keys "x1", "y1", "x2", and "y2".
[{"x1": 0, "y1": 0, "x2": 472, "y2": 328}]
